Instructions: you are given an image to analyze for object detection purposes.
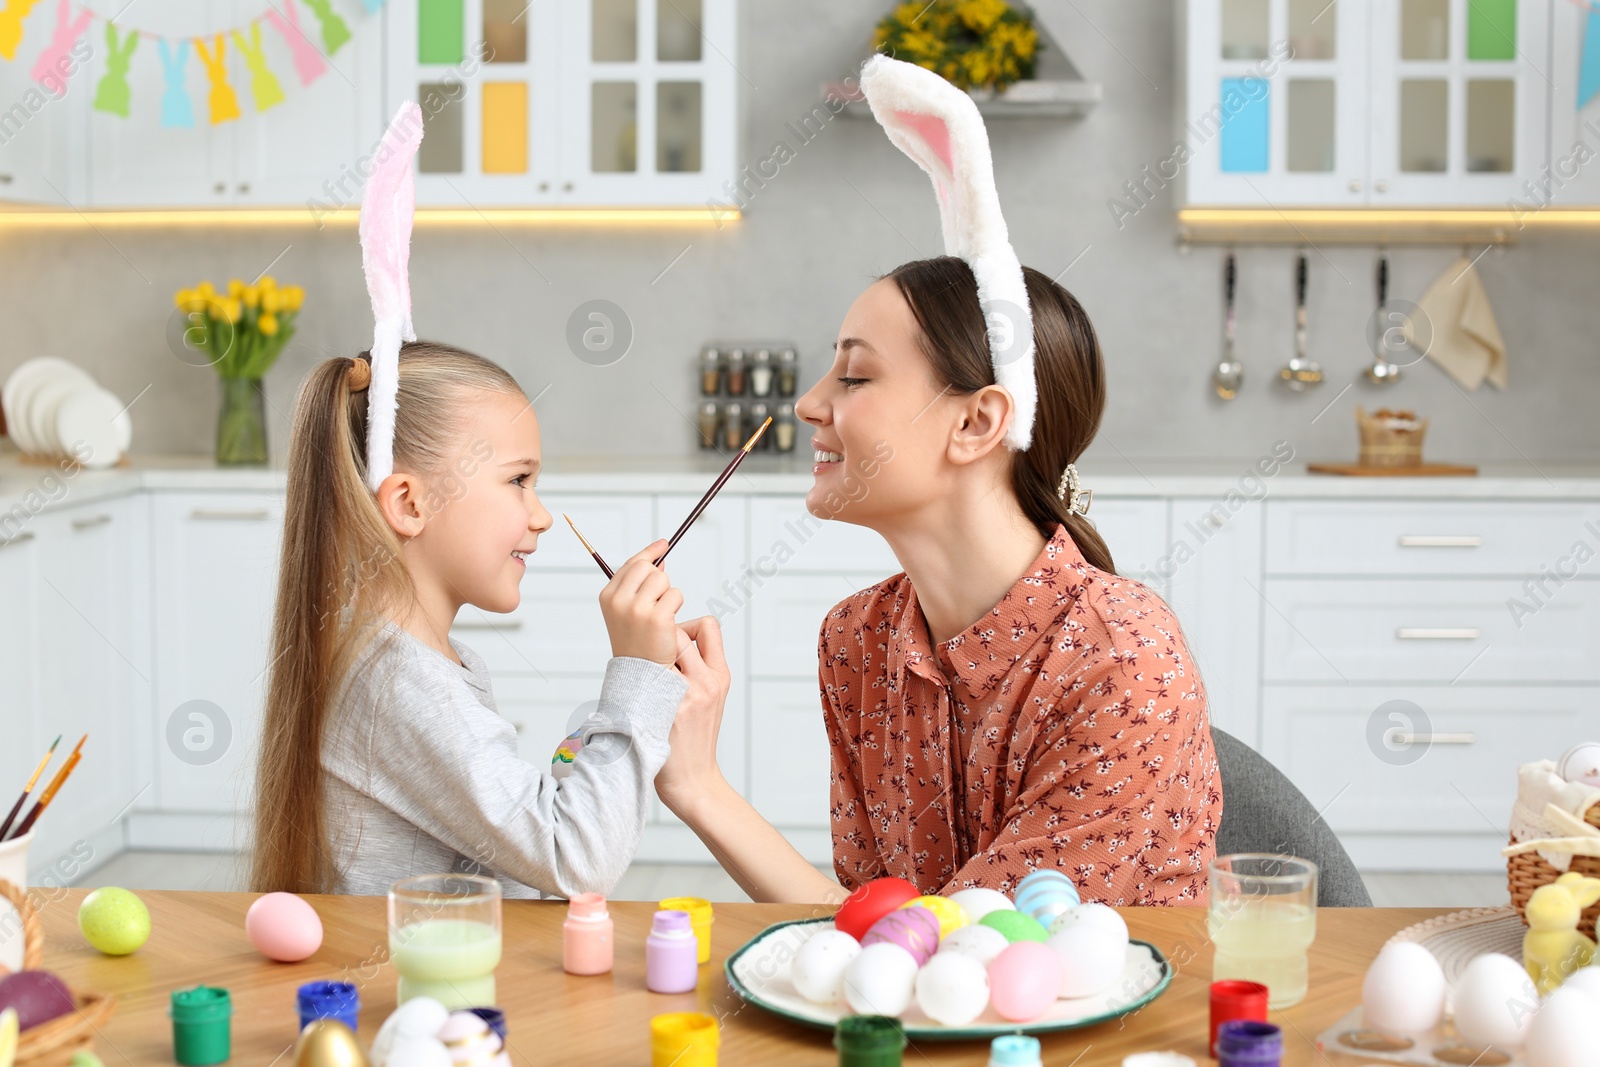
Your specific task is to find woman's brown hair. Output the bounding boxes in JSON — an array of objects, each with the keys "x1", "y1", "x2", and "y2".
[
  {"x1": 249, "y1": 340, "x2": 523, "y2": 894},
  {"x1": 884, "y1": 256, "x2": 1116, "y2": 574}
]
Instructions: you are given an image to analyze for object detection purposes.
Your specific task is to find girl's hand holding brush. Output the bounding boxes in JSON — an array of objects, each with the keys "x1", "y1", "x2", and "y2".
[{"x1": 597, "y1": 539, "x2": 685, "y2": 666}]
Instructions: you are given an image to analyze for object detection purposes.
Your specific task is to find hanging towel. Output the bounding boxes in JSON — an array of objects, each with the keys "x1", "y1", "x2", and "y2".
[{"x1": 1404, "y1": 254, "x2": 1508, "y2": 390}]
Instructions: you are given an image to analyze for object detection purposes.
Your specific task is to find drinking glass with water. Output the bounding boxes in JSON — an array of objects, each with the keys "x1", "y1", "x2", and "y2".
[
  {"x1": 389, "y1": 874, "x2": 503, "y2": 1009},
  {"x1": 1208, "y1": 854, "x2": 1318, "y2": 1009}
]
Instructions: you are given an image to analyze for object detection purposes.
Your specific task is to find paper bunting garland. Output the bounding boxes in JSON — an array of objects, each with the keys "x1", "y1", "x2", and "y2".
[{"x1": 0, "y1": 0, "x2": 384, "y2": 122}]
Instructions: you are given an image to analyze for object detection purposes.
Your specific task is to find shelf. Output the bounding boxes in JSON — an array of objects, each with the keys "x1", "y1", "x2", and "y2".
[{"x1": 1170, "y1": 208, "x2": 1600, "y2": 246}]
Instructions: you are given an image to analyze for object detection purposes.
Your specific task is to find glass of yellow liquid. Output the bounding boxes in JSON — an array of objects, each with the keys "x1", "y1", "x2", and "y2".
[
  {"x1": 1208, "y1": 853, "x2": 1318, "y2": 1009},
  {"x1": 389, "y1": 874, "x2": 503, "y2": 1009}
]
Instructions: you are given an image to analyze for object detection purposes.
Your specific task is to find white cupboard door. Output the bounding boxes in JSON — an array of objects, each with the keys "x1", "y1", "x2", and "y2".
[
  {"x1": 1546, "y1": 0, "x2": 1600, "y2": 205},
  {"x1": 1183, "y1": 0, "x2": 1369, "y2": 206},
  {"x1": 233, "y1": 0, "x2": 385, "y2": 207},
  {"x1": 748, "y1": 679, "x2": 831, "y2": 830},
  {"x1": 84, "y1": 0, "x2": 235, "y2": 207},
  {"x1": 1081, "y1": 497, "x2": 1169, "y2": 591},
  {"x1": 0, "y1": 529, "x2": 41, "y2": 847},
  {"x1": 32, "y1": 500, "x2": 140, "y2": 855},
  {"x1": 1368, "y1": 0, "x2": 1550, "y2": 205},
  {"x1": 0, "y1": 13, "x2": 85, "y2": 206},
  {"x1": 151, "y1": 493, "x2": 282, "y2": 815}
]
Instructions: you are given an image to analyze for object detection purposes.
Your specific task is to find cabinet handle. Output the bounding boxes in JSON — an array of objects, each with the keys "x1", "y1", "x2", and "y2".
[
  {"x1": 452, "y1": 619, "x2": 524, "y2": 631},
  {"x1": 1396, "y1": 627, "x2": 1480, "y2": 640},
  {"x1": 0, "y1": 173, "x2": 13, "y2": 184},
  {"x1": 190, "y1": 508, "x2": 272, "y2": 521},
  {"x1": 563, "y1": 181, "x2": 574, "y2": 192},
  {"x1": 238, "y1": 183, "x2": 250, "y2": 194},
  {"x1": 1374, "y1": 179, "x2": 1388, "y2": 193},
  {"x1": 1399, "y1": 535, "x2": 1482, "y2": 548},
  {"x1": 214, "y1": 182, "x2": 227, "y2": 194},
  {"x1": 1348, "y1": 178, "x2": 1362, "y2": 192},
  {"x1": 0, "y1": 531, "x2": 35, "y2": 550},
  {"x1": 71, "y1": 514, "x2": 113, "y2": 531},
  {"x1": 1389, "y1": 731, "x2": 1477, "y2": 746}
]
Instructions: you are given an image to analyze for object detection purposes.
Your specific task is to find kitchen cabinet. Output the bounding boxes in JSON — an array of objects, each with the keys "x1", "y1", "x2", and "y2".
[
  {"x1": 1545, "y1": 0, "x2": 1600, "y2": 205},
  {"x1": 386, "y1": 0, "x2": 737, "y2": 207},
  {"x1": 1181, "y1": 0, "x2": 1550, "y2": 207},
  {"x1": 0, "y1": 526, "x2": 41, "y2": 845},
  {"x1": 0, "y1": 18, "x2": 85, "y2": 206}
]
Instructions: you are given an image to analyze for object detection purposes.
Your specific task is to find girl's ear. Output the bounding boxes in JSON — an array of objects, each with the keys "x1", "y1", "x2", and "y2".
[
  {"x1": 946, "y1": 383, "x2": 1015, "y2": 467},
  {"x1": 375, "y1": 471, "x2": 426, "y2": 538}
]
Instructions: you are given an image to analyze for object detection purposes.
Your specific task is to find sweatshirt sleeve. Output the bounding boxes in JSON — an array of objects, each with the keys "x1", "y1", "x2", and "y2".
[{"x1": 326, "y1": 650, "x2": 686, "y2": 899}]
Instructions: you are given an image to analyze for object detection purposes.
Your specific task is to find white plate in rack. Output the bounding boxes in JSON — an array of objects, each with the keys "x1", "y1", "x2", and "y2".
[{"x1": 55, "y1": 386, "x2": 129, "y2": 467}]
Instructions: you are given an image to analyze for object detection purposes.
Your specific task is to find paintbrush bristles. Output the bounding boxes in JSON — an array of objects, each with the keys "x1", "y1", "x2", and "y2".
[
  {"x1": 741, "y1": 416, "x2": 773, "y2": 453},
  {"x1": 563, "y1": 514, "x2": 597, "y2": 556}
]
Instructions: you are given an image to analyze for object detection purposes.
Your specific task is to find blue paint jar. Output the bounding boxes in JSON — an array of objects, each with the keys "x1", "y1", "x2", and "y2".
[
  {"x1": 1217, "y1": 1019, "x2": 1282, "y2": 1067},
  {"x1": 296, "y1": 980, "x2": 359, "y2": 1035}
]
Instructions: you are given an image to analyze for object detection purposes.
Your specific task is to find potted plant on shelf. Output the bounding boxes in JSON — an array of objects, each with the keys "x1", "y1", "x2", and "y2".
[
  {"x1": 173, "y1": 277, "x2": 304, "y2": 466},
  {"x1": 872, "y1": 0, "x2": 1040, "y2": 93}
]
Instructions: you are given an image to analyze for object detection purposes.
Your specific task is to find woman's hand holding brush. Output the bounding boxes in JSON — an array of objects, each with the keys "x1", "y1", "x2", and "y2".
[{"x1": 597, "y1": 539, "x2": 685, "y2": 667}]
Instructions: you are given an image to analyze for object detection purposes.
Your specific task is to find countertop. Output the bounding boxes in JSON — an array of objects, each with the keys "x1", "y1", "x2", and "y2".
[{"x1": 3, "y1": 450, "x2": 1600, "y2": 519}]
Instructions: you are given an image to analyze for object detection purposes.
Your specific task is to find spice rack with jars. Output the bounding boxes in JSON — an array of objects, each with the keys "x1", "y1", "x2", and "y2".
[{"x1": 696, "y1": 344, "x2": 801, "y2": 454}]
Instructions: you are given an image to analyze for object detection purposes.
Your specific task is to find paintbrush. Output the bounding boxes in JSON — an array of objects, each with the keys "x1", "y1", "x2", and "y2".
[
  {"x1": 564, "y1": 514, "x2": 615, "y2": 579},
  {"x1": 0, "y1": 734, "x2": 61, "y2": 840},
  {"x1": 7, "y1": 734, "x2": 84, "y2": 842},
  {"x1": 654, "y1": 416, "x2": 771, "y2": 568}
]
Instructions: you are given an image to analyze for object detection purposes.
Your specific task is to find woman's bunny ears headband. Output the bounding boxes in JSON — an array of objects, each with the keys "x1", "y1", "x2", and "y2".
[
  {"x1": 859, "y1": 53, "x2": 1038, "y2": 451},
  {"x1": 355, "y1": 101, "x2": 425, "y2": 491}
]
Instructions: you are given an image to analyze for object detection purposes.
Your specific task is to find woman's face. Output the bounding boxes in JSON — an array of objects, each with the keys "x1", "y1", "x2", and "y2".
[
  {"x1": 795, "y1": 277, "x2": 959, "y2": 528},
  {"x1": 405, "y1": 389, "x2": 553, "y2": 615}
]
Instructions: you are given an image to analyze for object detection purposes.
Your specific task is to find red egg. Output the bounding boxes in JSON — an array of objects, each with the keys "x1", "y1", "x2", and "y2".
[
  {"x1": 861, "y1": 905, "x2": 942, "y2": 967},
  {"x1": 0, "y1": 970, "x2": 75, "y2": 1030},
  {"x1": 834, "y1": 877, "x2": 920, "y2": 942}
]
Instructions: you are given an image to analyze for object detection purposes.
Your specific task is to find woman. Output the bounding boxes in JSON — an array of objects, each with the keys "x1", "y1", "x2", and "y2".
[{"x1": 659, "y1": 256, "x2": 1222, "y2": 906}]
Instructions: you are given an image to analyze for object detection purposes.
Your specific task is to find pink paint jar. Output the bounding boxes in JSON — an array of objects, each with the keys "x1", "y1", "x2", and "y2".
[
  {"x1": 563, "y1": 893, "x2": 614, "y2": 976},
  {"x1": 646, "y1": 910, "x2": 699, "y2": 994}
]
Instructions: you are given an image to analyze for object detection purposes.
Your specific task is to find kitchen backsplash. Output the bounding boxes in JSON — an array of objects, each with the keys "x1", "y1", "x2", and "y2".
[{"x1": 0, "y1": 2, "x2": 1596, "y2": 465}]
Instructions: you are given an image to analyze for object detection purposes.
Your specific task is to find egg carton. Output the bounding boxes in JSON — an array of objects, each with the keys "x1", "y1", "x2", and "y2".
[{"x1": 1316, "y1": 1007, "x2": 1528, "y2": 1067}]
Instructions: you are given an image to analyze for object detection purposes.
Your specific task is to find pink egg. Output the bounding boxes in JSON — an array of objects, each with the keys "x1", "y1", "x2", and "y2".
[
  {"x1": 861, "y1": 905, "x2": 942, "y2": 967},
  {"x1": 245, "y1": 892, "x2": 323, "y2": 962},
  {"x1": 988, "y1": 941, "x2": 1062, "y2": 1023}
]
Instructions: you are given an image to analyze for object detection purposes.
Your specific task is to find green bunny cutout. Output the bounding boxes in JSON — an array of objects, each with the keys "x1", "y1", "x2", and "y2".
[
  {"x1": 92, "y1": 22, "x2": 138, "y2": 117},
  {"x1": 231, "y1": 23, "x2": 285, "y2": 112},
  {"x1": 302, "y1": 0, "x2": 351, "y2": 54}
]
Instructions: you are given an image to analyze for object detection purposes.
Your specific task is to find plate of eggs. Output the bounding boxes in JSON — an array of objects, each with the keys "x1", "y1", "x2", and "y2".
[{"x1": 724, "y1": 871, "x2": 1172, "y2": 1041}]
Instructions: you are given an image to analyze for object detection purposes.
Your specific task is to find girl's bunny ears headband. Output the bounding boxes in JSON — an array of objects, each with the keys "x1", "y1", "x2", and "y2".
[
  {"x1": 859, "y1": 53, "x2": 1038, "y2": 451},
  {"x1": 357, "y1": 101, "x2": 425, "y2": 491}
]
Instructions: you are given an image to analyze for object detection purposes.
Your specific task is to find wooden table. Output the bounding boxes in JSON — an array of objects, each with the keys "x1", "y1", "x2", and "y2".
[{"x1": 31, "y1": 889, "x2": 1450, "y2": 1065}]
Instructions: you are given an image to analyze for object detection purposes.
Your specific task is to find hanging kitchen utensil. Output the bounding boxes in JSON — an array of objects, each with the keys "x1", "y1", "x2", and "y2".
[
  {"x1": 1365, "y1": 250, "x2": 1402, "y2": 384},
  {"x1": 1213, "y1": 251, "x2": 1243, "y2": 400},
  {"x1": 1279, "y1": 250, "x2": 1323, "y2": 391}
]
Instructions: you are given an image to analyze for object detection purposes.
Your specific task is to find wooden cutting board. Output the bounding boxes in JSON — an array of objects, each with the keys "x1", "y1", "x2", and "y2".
[{"x1": 1308, "y1": 462, "x2": 1478, "y2": 476}]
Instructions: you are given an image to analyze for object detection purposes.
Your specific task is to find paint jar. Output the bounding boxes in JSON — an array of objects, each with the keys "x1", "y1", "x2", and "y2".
[
  {"x1": 658, "y1": 896, "x2": 713, "y2": 963},
  {"x1": 170, "y1": 986, "x2": 232, "y2": 1066},
  {"x1": 296, "y1": 980, "x2": 358, "y2": 1033},
  {"x1": 645, "y1": 910, "x2": 699, "y2": 993},
  {"x1": 988, "y1": 1035, "x2": 1042, "y2": 1066},
  {"x1": 834, "y1": 1014, "x2": 905, "y2": 1066},
  {"x1": 651, "y1": 1011, "x2": 718, "y2": 1066},
  {"x1": 1217, "y1": 1019, "x2": 1283, "y2": 1067},
  {"x1": 563, "y1": 892, "x2": 614, "y2": 976}
]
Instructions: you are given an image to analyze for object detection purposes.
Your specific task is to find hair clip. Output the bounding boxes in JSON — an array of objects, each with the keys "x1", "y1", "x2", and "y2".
[{"x1": 1056, "y1": 462, "x2": 1092, "y2": 515}]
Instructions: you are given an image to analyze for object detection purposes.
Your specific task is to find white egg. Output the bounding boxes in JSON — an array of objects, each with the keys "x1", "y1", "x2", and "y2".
[
  {"x1": 937, "y1": 923, "x2": 1011, "y2": 967},
  {"x1": 1526, "y1": 986, "x2": 1600, "y2": 1067},
  {"x1": 1046, "y1": 922, "x2": 1126, "y2": 998},
  {"x1": 372, "y1": 998, "x2": 451, "y2": 1067},
  {"x1": 843, "y1": 942, "x2": 920, "y2": 1017},
  {"x1": 439, "y1": 1012, "x2": 501, "y2": 1066},
  {"x1": 947, "y1": 888, "x2": 1015, "y2": 924},
  {"x1": 914, "y1": 951, "x2": 991, "y2": 1026},
  {"x1": 1362, "y1": 942, "x2": 1446, "y2": 1033},
  {"x1": 789, "y1": 928, "x2": 862, "y2": 1005},
  {"x1": 1048, "y1": 903, "x2": 1129, "y2": 946},
  {"x1": 1556, "y1": 742, "x2": 1600, "y2": 788},
  {"x1": 1453, "y1": 953, "x2": 1540, "y2": 1049},
  {"x1": 1561, "y1": 966, "x2": 1600, "y2": 1004},
  {"x1": 384, "y1": 1037, "x2": 454, "y2": 1067}
]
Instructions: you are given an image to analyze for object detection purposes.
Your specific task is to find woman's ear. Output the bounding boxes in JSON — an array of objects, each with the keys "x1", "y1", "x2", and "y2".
[
  {"x1": 375, "y1": 470, "x2": 427, "y2": 538},
  {"x1": 946, "y1": 384, "x2": 1014, "y2": 467}
]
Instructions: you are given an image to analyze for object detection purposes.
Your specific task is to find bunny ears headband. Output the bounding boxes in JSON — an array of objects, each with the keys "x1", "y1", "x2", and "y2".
[
  {"x1": 358, "y1": 101, "x2": 425, "y2": 491},
  {"x1": 858, "y1": 54, "x2": 1038, "y2": 451}
]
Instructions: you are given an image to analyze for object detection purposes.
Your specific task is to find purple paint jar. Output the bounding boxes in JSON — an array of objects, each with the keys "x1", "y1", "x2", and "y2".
[
  {"x1": 1217, "y1": 1019, "x2": 1282, "y2": 1067},
  {"x1": 646, "y1": 909, "x2": 699, "y2": 994}
]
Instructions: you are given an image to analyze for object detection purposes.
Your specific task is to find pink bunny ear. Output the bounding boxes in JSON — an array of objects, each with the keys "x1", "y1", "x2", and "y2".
[
  {"x1": 860, "y1": 54, "x2": 1037, "y2": 451},
  {"x1": 359, "y1": 101, "x2": 423, "y2": 491}
]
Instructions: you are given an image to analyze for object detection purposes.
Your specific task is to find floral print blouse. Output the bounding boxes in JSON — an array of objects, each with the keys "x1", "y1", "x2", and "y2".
[{"x1": 818, "y1": 523, "x2": 1222, "y2": 904}]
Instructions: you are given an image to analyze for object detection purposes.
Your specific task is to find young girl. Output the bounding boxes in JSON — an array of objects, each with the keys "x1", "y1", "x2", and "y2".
[{"x1": 247, "y1": 341, "x2": 694, "y2": 899}]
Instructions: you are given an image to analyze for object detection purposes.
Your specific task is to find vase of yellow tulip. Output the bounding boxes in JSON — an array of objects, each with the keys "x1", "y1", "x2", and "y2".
[{"x1": 173, "y1": 276, "x2": 305, "y2": 466}]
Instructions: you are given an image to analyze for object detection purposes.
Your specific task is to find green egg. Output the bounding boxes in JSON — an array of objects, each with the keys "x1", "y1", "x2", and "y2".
[
  {"x1": 77, "y1": 886, "x2": 150, "y2": 956},
  {"x1": 979, "y1": 910, "x2": 1049, "y2": 943}
]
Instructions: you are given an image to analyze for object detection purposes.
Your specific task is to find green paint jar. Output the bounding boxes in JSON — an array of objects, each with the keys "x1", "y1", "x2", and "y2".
[{"x1": 169, "y1": 986, "x2": 231, "y2": 1066}]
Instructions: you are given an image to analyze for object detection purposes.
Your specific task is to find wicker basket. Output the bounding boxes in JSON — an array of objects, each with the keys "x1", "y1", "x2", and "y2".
[
  {"x1": 1356, "y1": 406, "x2": 1427, "y2": 468},
  {"x1": 1506, "y1": 803, "x2": 1600, "y2": 932},
  {"x1": 0, "y1": 878, "x2": 117, "y2": 1067}
]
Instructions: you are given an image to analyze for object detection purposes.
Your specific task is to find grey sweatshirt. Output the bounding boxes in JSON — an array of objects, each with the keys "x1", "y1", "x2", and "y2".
[{"x1": 321, "y1": 620, "x2": 686, "y2": 899}]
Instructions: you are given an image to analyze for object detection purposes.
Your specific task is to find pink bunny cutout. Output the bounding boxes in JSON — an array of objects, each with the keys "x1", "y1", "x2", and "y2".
[
  {"x1": 264, "y1": 0, "x2": 327, "y2": 87},
  {"x1": 31, "y1": 0, "x2": 92, "y2": 95},
  {"x1": 858, "y1": 54, "x2": 1038, "y2": 451},
  {"x1": 359, "y1": 101, "x2": 424, "y2": 491}
]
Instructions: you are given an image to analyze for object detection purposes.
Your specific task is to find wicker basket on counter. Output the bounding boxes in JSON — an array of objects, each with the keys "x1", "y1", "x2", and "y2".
[
  {"x1": 0, "y1": 878, "x2": 117, "y2": 1067},
  {"x1": 1356, "y1": 406, "x2": 1427, "y2": 468},
  {"x1": 1506, "y1": 803, "x2": 1600, "y2": 931}
]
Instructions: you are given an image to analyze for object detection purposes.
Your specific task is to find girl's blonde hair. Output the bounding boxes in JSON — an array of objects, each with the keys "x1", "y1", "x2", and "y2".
[{"x1": 249, "y1": 340, "x2": 524, "y2": 894}]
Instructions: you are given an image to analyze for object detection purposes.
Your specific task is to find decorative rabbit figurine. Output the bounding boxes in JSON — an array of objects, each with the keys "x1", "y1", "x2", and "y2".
[{"x1": 1524, "y1": 871, "x2": 1600, "y2": 995}]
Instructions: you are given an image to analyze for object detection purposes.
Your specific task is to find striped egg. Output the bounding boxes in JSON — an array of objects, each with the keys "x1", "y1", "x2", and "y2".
[
  {"x1": 1014, "y1": 870, "x2": 1080, "y2": 928},
  {"x1": 861, "y1": 904, "x2": 942, "y2": 967}
]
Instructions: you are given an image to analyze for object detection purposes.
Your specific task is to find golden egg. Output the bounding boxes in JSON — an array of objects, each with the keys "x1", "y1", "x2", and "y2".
[{"x1": 292, "y1": 1018, "x2": 369, "y2": 1067}]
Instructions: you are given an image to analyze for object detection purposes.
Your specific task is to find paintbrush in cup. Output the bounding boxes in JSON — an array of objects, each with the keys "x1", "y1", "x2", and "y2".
[
  {"x1": 0, "y1": 734, "x2": 61, "y2": 840},
  {"x1": 6, "y1": 734, "x2": 84, "y2": 842}
]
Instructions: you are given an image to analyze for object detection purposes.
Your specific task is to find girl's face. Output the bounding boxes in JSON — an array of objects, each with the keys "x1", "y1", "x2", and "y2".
[
  {"x1": 794, "y1": 277, "x2": 957, "y2": 528},
  {"x1": 407, "y1": 388, "x2": 553, "y2": 616}
]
